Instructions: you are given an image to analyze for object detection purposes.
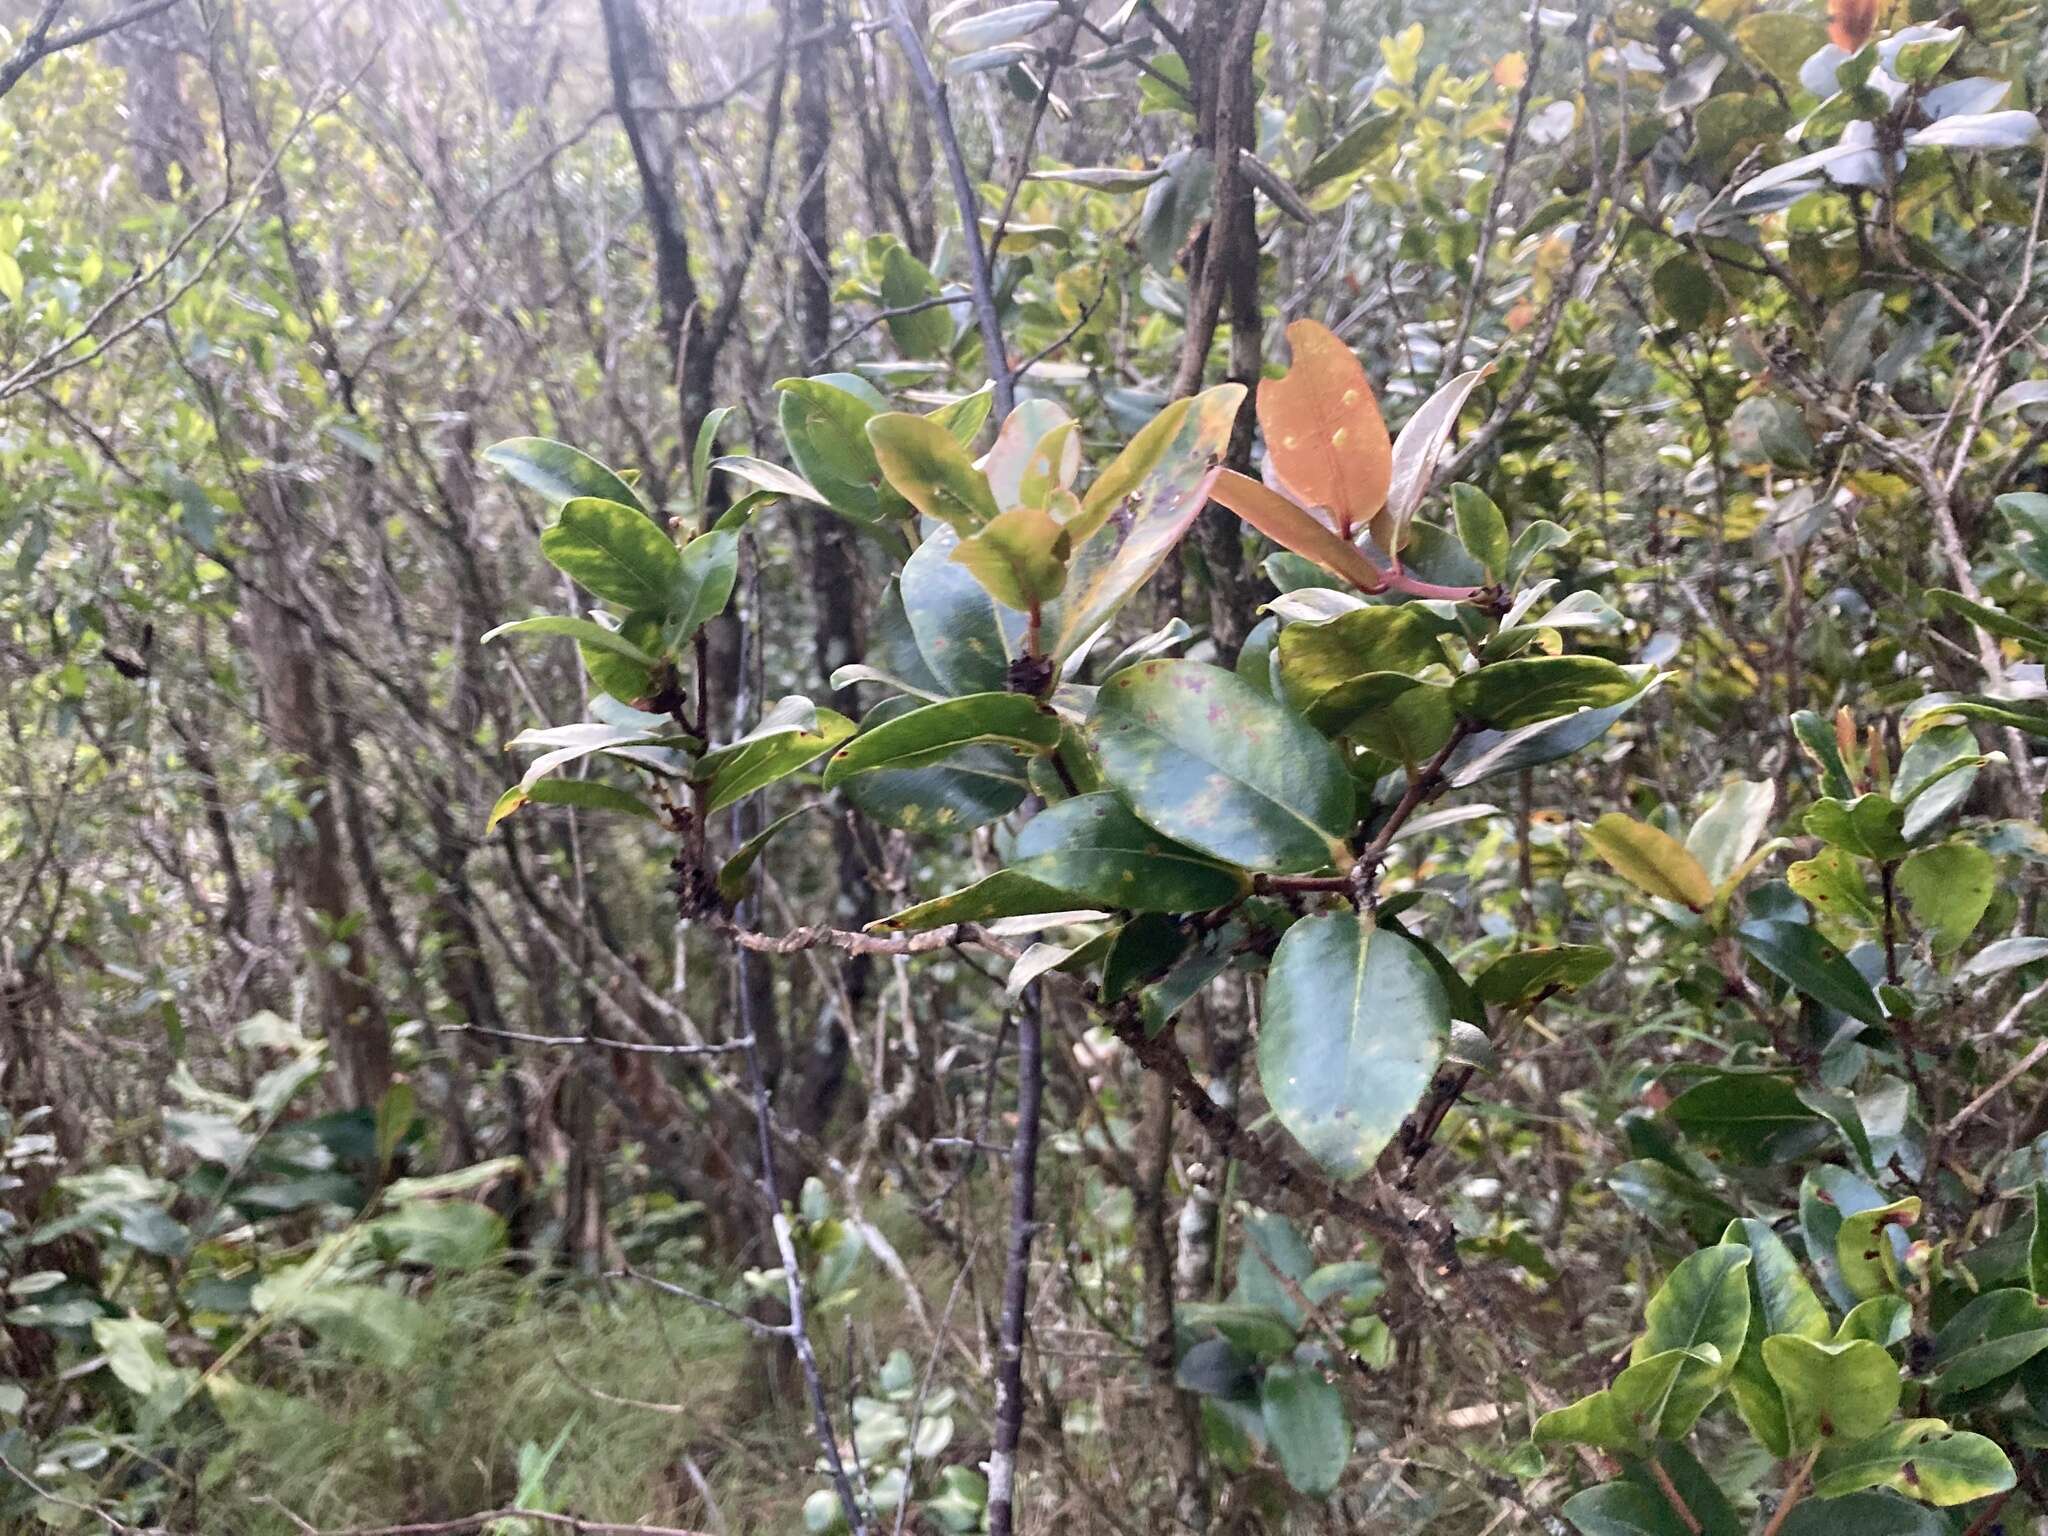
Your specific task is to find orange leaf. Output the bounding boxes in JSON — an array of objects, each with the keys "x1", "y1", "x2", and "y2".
[
  {"x1": 1207, "y1": 469, "x2": 1385, "y2": 593},
  {"x1": 1255, "y1": 319, "x2": 1391, "y2": 537},
  {"x1": 1493, "y1": 52, "x2": 1528, "y2": 91},
  {"x1": 1828, "y1": 0, "x2": 1879, "y2": 51}
]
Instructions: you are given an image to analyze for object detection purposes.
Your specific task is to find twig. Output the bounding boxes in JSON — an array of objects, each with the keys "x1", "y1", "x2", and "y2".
[
  {"x1": 883, "y1": 0, "x2": 1015, "y2": 420},
  {"x1": 611, "y1": 1265, "x2": 794, "y2": 1338},
  {"x1": 1944, "y1": 1034, "x2": 2048, "y2": 1137},
  {"x1": 300, "y1": 1513, "x2": 714, "y2": 1536},
  {"x1": 1758, "y1": 1447, "x2": 1821, "y2": 1536},
  {"x1": 0, "y1": 0, "x2": 183, "y2": 101},
  {"x1": 986, "y1": 984, "x2": 1046, "y2": 1536},
  {"x1": 438, "y1": 1022, "x2": 752, "y2": 1057}
]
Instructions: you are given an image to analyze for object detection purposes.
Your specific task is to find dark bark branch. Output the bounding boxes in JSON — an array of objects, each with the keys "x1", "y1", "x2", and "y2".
[{"x1": 883, "y1": 0, "x2": 1015, "y2": 421}]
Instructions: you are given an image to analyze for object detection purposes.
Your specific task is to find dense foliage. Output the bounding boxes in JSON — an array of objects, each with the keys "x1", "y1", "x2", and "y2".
[{"x1": 10, "y1": 0, "x2": 2048, "y2": 1532}]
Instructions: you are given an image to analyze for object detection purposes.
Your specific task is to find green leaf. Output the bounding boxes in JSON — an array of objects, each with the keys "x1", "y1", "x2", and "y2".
[
  {"x1": 871, "y1": 871, "x2": 1103, "y2": 933},
  {"x1": 1836, "y1": 1296, "x2": 1912, "y2": 1347},
  {"x1": 481, "y1": 616, "x2": 659, "y2": 668},
  {"x1": 1374, "y1": 368, "x2": 1491, "y2": 557},
  {"x1": 1138, "y1": 149, "x2": 1213, "y2": 274},
  {"x1": 839, "y1": 699, "x2": 1031, "y2": 833},
  {"x1": 1259, "y1": 1361, "x2": 1349, "y2": 1497},
  {"x1": 1631, "y1": 1243, "x2": 1751, "y2": 1437},
  {"x1": 711, "y1": 454, "x2": 829, "y2": 507},
  {"x1": 505, "y1": 718, "x2": 688, "y2": 793},
  {"x1": 1608, "y1": 1160, "x2": 1738, "y2": 1242},
  {"x1": 1930, "y1": 1288, "x2": 2048, "y2": 1396},
  {"x1": 1177, "y1": 1302, "x2": 1297, "y2": 1360},
  {"x1": 667, "y1": 530, "x2": 739, "y2": 648},
  {"x1": 699, "y1": 697, "x2": 856, "y2": 813},
  {"x1": 878, "y1": 243, "x2": 954, "y2": 357},
  {"x1": 1761, "y1": 1335, "x2": 1901, "y2": 1450},
  {"x1": 868, "y1": 413, "x2": 999, "y2": 535},
  {"x1": 1735, "y1": 13, "x2": 1828, "y2": 83},
  {"x1": 1450, "y1": 484, "x2": 1510, "y2": 581},
  {"x1": 1737, "y1": 919, "x2": 1885, "y2": 1025},
  {"x1": 1472, "y1": 945, "x2": 1612, "y2": 1005},
  {"x1": 1042, "y1": 384, "x2": 1243, "y2": 659},
  {"x1": 485, "y1": 438, "x2": 647, "y2": 515},
  {"x1": 93, "y1": 1315, "x2": 197, "y2": 1404},
  {"x1": 1776, "y1": 1492, "x2": 1945, "y2": 1536},
  {"x1": 1258, "y1": 912, "x2": 1448, "y2": 1179},
  {"x1": 1585, "y1": 814, "x2": 1716, "y2": 909},
  {"x1": 1010, "y1": 793, "x2": 1248, "y2": 912},
  {"x1": 1276, "y1": 605, "x2": 1452, "y2": 733},
  {"x1": 1685, "y1": 780, "x2": 1775, "y2": 888},
  {"x1": 1453, "y1": 656, "x2": 1642, "y2": 730},
  {"x1": 1532, "y1": 1348, "x2": 1706, "y2": 1455},
  {"x1": 1090, "y1": 660, "x2": 1355, "y2": 874},
  {"x1": 1298, "y1": 110, "x2": 1399, "y2": 191},
  {"x1": 539, "y1": 498, "x2": 684, "y2": 612},
  {"x1": 1559, "y1": 1484, "x2": 1693, "y2": 1536},
  {"x1": 1721, "y1": 1218, "x2": 1830, "y2": 1456},
  {"x1": 1792, "y1": 710, "x2": 1854, "y2": 798},
  {"x1": 952, "y1": 504, "x2": 1072, "y2": 611},
  {"x1": 1897, "y1": 842, "x2": 1994, "y2": 954},
  {"x1": 2032, "y1": 1184, "x2": 2048, "y2": 1297},
  {"x1": 776, "y1": 378, "x2": 908, "y2": 525},
  {"x1": 486, "y1": 777, "x2": 658, "y2": 832},
  {"x1": 824, "y1": 692, "x2": 1060, "y2": 788},
  {"x1": 692, "y1": 405, "x2": 737, "y2": 510},
  {"x1": 901, "y1": 524, "x2": 1031, "y2": 693},
  {"x1": 1927, "y1": 588, "x2": 2048, "y2": 650},
  {"x1": 1801, "y1": 1166, "x2": 1888, "y2": 1311},
  {"x1": 1805, "y1": 795, "x2": 1909, "y2": 862},
  {"x1": 1668, "y1": 1073, "x2": 1824, "y2": 1162},
  {"x1": 718, "y1": 805, "x2": 817, "y2": 905},
  {"x1": 1812, "y1": 1421, "x2": 2014, "y2": 1505}
]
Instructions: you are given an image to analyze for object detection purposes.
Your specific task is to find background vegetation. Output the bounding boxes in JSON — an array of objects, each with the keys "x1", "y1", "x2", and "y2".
[{"x1": 8, "y1": 0, "x2": 2048, "y2": 1531}]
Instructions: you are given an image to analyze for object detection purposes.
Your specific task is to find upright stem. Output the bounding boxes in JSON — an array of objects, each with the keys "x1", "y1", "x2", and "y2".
[
  {"x1": 884, "y1": 0, "x2": 1015, "y2": 423},
  {"x1": 1759, "y1": 1447, "x2": 1821, "y2": 1536},
  {"x1": 738, "y1": 977, "x2": 866, "y2": 1534},
  {"x1": 986, "y1": 984, "x2": 1045, "y2": 1536}
]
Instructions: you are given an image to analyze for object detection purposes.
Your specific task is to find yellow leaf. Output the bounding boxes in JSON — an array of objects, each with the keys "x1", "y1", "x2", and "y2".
[{"x1": 1585, "y1": 813, "x2": 1716, "y2": 910}]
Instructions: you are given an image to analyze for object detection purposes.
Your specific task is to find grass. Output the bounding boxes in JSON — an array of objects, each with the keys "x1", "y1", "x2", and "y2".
[{"x1": 182, "y1": 1263, "x2": 823, "y2": 1534}]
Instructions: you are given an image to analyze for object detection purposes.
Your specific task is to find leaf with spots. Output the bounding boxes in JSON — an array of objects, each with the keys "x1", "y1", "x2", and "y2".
[
  {"x1": 1041, "y1": 384, "x2": 1243, "y2": 659},
  {"x1": 900, "y1": 524, "x2": 1032, "y2": 693},
  {"x1": 1257, "y1": 912, "x2": 1447, "y2": 1179},
  {"x1": 1088, "y1": 660, "x2": 1355, "y2": 874},
  {"x1": 1812, "y1": 1421, "x2": 2014, "y2": 1505},
  {"x1": 1761, "y1": 1335, "x2": 1901, "y2": 1451},
  {"x1": 1256, "y1": 318, "x2": 1391, "y2": 536}
]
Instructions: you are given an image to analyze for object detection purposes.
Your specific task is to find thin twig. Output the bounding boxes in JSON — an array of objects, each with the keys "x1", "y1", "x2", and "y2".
[
  {"x1": 986, "y1": 983, "x2": 1046, "y2": 1536},
  {"x1": 883, "y1": 0, "x2": 1015, "y2": 421}
]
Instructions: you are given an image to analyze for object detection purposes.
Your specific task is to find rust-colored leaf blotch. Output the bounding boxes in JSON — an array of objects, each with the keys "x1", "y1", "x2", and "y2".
[{"x1": 1256, "y1": 318, "x2": 1392, "y2": 536}]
